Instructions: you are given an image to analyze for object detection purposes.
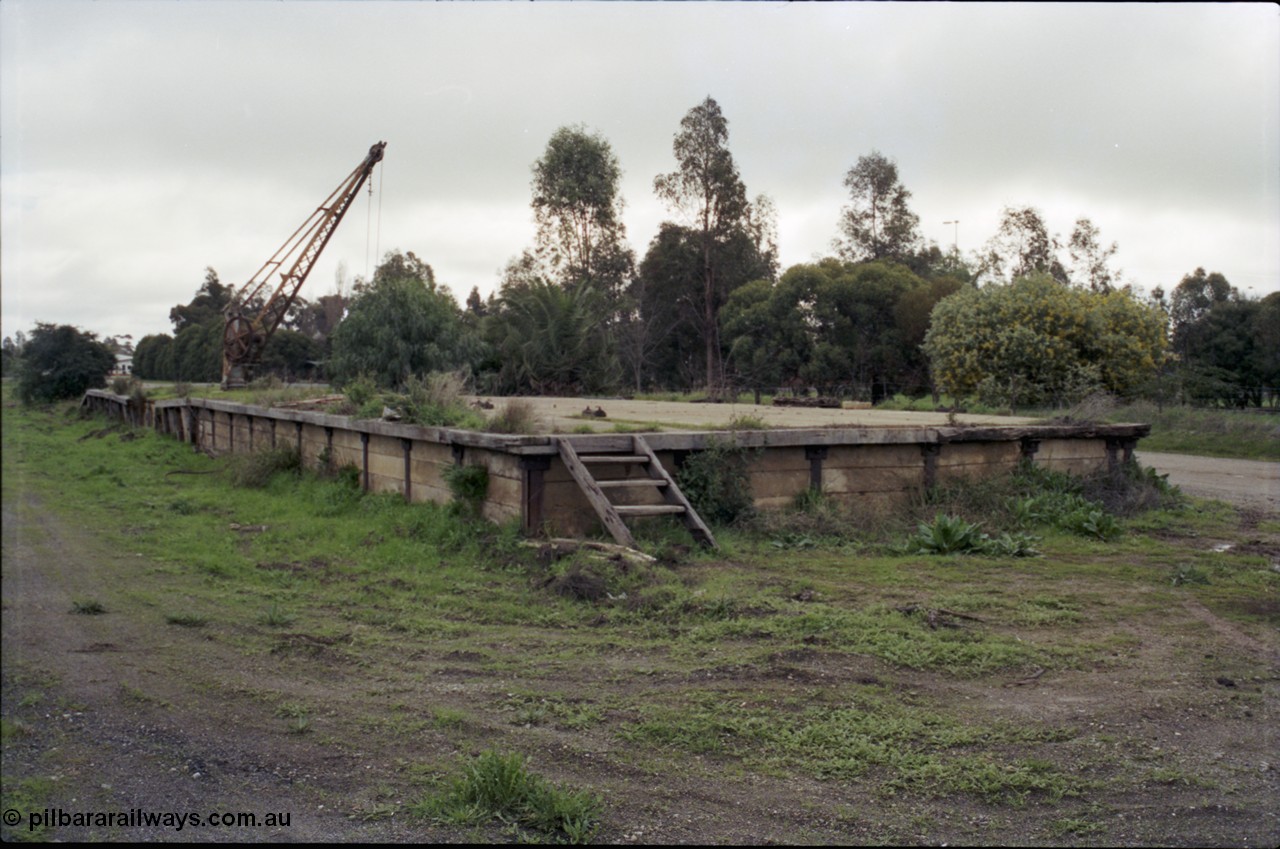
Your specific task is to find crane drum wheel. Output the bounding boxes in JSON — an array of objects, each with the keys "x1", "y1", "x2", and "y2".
[{"x1": 220, "y1": 141, "x2": 387, "y2": 389}]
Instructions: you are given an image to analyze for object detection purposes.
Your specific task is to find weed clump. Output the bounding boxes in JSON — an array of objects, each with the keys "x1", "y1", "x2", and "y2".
[
  {"x1": 904, "y1": 514, "x2": 1041, "y2": 557},
  {"x1": 402, "y1": 372, "x2": 485, "y2": 428},
  {"x1": 443, "y1": 464, "x2": 489, "y2": 516},
  {"x1": 226, "y1": 445, "x2": 301, "y2": 489},
  {"x1": 485, "y1": 398, "x2": 542, "y2": 434},
  {"x1": 676, "y1": 437, "x2": 757, "y2": 525},
  {"x1": 413, "y1": 749, "x2": 601, "y2": 843}
]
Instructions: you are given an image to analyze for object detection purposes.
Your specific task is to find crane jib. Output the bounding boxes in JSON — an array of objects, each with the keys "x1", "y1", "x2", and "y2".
[{"x1": 220, "y1": 141, "x2": 387, "y2": 389}]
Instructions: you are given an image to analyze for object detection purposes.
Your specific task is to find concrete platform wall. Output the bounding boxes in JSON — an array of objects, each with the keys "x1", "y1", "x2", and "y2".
[{"x1": 85, "y1": 391, "x2": 1144, "y2": 542}]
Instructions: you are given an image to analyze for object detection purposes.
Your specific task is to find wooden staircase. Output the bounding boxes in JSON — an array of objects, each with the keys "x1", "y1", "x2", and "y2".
[{"x1": 555, "y1": 435, "x2": 717, "y2": 550}]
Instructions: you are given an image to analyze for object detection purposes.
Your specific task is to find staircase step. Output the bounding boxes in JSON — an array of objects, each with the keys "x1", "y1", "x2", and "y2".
[
  {"x1": 615, "y1": 504, "x2": 686, "y2": 516},
  {"x1": 596, "y1": 479, "x2": 668, "y2": 489},
  {"x1": 578, "y1": 454, "x2": 648, "y2": 464}
]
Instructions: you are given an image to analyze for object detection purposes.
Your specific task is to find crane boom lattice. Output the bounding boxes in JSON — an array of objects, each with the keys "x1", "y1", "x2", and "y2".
[{"x1": 221, "y1": 141, "x2": 386, "y2": 389}]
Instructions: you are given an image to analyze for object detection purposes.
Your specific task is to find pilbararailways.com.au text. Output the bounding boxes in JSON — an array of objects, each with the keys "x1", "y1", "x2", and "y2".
[{"x1": 6, "y1": 806, "x2": 291, "y2": 833}]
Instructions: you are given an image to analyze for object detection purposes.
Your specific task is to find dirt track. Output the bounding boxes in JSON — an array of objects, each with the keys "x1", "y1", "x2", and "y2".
[{"x1": 1137, "y1": 452, "x2": 1280, "y2": 514}]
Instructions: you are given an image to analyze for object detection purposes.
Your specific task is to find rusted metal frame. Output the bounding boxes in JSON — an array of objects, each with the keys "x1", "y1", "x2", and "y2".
[{"x1": 222, "y1": 142, "x2": 386, "y2": 385}]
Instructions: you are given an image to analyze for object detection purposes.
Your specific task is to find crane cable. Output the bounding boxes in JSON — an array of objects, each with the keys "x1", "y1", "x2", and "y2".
[
  {"x1": 365, "y1": 174, "x2": 373, "y2": 281},
  {"x1": 362, "y1": 159, "x2": 386, "y2": 282},
  {"x1": 375, "y1": 159, "x2": 384, "y2": 274}
]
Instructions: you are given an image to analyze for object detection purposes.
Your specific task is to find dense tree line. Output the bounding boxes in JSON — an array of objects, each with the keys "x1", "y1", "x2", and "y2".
[
  {"x1": 1166, "y1": 269, "x2": 1279, "y2": 407},
  {"x1": 14, "y1": 323, "x2": 115, "y2": 403},
  {"x1": 15, "y1": 95, "x2": 1272, "y2": 409}
]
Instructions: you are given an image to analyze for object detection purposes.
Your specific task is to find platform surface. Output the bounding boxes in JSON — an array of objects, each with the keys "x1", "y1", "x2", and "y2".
[{"x1": 471, "y1": 396, "x2": 1041, "y2": 434}]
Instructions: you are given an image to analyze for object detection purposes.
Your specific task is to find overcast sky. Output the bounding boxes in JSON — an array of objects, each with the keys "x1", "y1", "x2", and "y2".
[{"x1": 2, "y1": 1, "x2": 1277, "y2": 345}]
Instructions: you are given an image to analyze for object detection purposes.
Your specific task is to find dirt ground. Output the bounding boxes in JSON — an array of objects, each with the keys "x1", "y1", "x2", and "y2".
[
  {"x1": 473, "y1": 396, "x2": 1040, "y2": 432},
  {"x1": 3, "y1": 468, "x2": 1279, "y2": 845}
]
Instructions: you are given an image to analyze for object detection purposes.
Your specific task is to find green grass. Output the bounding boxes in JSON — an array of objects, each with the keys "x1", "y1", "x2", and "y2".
[
  {"x1": 410, "y1": 750, "x2": 601, "y2": 843},
  {"x1": 1102, "y1": 401, "x2": 1279, "y2": 460},
  {"x1": 878, "y1": 392, "x2": 1278, "y2": 460},
  {"x1": 4, "y1": 386, "x2": 1277, "y2": 843}
]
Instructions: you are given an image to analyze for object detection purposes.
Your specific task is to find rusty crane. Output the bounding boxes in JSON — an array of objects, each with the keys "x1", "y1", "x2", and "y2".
[{"x1": 221, "y1": 141, "x2": 386, "y2": 389}]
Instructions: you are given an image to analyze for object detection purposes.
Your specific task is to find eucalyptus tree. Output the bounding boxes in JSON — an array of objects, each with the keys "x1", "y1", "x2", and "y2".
[
  {"x1": 531, "y1": 125, "x2": 634, "y2": 298},
  {"x1": 1067, "y1": 217, "x2": 1120, "y2": 293},
  {"x1": 978, "y1": 206, "x2": 1069, "y2": 284},
  {"x1": 1169, "y1": 266, "x2": 1236, "y2": 352},
  {"x1": 834, "y1": 151, "x2": 921, "y2": 263},
  {"x1": 653, "y1": 96, "x2": 775, "y2": 392}
]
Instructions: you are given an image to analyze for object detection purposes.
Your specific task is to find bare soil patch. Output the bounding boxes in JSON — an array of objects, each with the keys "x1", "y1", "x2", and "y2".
[{"x1": 470, "y1": 396, "x2": 1041, "y2": 433}]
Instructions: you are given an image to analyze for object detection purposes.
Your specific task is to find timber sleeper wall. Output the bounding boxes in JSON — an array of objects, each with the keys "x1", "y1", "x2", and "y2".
[{"x1": 83, "y1": 391, "x2": 1149, "y2": 541}]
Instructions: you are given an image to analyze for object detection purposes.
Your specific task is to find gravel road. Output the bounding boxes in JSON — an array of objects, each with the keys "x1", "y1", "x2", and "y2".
[{"x1": 1136, "y1": 451, "x2": 1279, "y2": 513}]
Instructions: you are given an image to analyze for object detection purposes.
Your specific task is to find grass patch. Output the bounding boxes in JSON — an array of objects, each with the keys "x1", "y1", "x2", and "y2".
[
  {"x1": 411, "y1": 749, "x2": 601, "y2": 843},
  {"x1": 1, "y1": 775, "x2": 57, "y2": 841}
]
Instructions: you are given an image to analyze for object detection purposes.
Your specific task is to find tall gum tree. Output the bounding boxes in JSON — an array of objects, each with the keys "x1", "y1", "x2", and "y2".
[
  {"x1": 653, "y1": 96, "x2": 767, "y2": 392},
  {"x1": 835, "y1": 151, "x2": 921, "y2": 263},
  {"x1": 531, "y1": 125, "x2": 634, "y2": 298}
]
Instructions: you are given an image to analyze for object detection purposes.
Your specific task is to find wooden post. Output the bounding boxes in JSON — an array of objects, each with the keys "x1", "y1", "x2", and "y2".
[
  {"x1": 402, "y1": 439, "x2": 413, "y2": 502},
  {"x1": 360, "y1": 432, "x2": 370, "y2": 491},
  {"x1": 805, "y1": 445, "x2": 829, "y2": 492},
  {"x1": 921, "y1": 443, "x2": 941, "y2": 490},
  {"x1": 520, "y1": 456, "x2": 552, "y2": 535},
  {"x1": 1020, "y1": 437, "x2": 1040, "y2": 464}
]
